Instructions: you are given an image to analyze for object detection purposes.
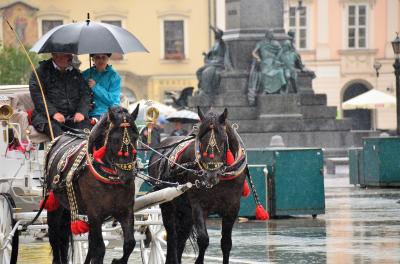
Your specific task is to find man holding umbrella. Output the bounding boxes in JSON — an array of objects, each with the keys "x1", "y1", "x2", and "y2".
[
  {"x1": 27, "y1": 15, "x2": 148, "y2": 138},
  {"x1": 29, "y1": 53, "x2": 91, "y2": 137}
]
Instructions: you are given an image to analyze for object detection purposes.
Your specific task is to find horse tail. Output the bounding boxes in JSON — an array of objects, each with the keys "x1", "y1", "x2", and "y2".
[
  {"x1": 188, "y1": 227, "x2": 199, "y2": 255},
  {"x1": 245, "y1": 166, "x2": 269, "y2": 220}
]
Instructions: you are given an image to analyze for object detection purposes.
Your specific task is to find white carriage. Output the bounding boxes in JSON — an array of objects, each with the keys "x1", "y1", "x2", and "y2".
[{"x1": 0, "y1": 85, "x2": 189, "y2": 264}]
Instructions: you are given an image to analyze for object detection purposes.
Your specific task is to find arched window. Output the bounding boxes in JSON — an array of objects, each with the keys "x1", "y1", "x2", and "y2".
[{"x1": 343, "y1": 82, "x2": 372, "y2": 130}]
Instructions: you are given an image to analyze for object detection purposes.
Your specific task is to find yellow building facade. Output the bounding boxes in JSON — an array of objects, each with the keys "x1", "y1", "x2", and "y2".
[{"x1": 0, "y1": 0, "x2": 218, "y2": 103}]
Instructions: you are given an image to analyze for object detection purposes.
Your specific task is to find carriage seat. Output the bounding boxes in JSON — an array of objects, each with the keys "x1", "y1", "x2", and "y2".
[{"x1": 8, "y1": 92, "x2": 50, "y2": 144}]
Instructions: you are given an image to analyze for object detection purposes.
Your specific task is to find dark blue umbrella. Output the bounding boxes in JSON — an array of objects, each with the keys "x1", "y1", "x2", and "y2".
[{"x1": 30, "y1": 17, "x2": 148, "y2": 54}]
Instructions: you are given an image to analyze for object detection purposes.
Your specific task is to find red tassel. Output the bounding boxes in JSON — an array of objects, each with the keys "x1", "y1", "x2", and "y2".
[
  {"x1": 209, "y1": 153, "x2": 215, "y2": 159},
  {"x1": 71, "y1": 220, "x2": 89, "y2": 235},
  {"x1": 255, "y1": 204, "x2": 269, "y2": 220},
  {"x1": 132, "y1": 148, "x2": 137, "y2": 155},
  {"x1": 242, "y1": 180, "x2": 250, "y2": 197},
  {"x1": 39, "y1": 191, "x2": 60, "y2": 212},
  {"x1": 226, "y1": 149, "x2": 235, "y2": 165},
  {"x1": 118, "y1": 151, "x2": 123, "y2": 156},
  {"x1": 203, "y1": 152, "x2": 208, "y2": 157},
  {"x1": 93, "y1": 146, "x2": 106, "y2": 163}
]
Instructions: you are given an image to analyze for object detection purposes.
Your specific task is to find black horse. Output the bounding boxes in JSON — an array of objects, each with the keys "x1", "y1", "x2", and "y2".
[
  {"x1": 149, "y1": 107, "x2": 247, "y2": 264},
  {"x1": 43, "y1": 105, "x2": 139, "y2": 264}
]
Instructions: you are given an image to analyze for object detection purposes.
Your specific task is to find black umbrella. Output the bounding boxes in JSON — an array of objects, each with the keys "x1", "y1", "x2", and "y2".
[{"x1": 30, "y1": 16, "x2": 148, "y2": 54}]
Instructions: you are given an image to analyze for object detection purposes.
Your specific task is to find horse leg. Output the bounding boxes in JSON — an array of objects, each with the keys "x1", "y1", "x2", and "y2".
[
  {"x1": 176, "y1": 207, "x2": 193, "y2": 263},
  {"x1": 59, "y1": 209, "x2": 71, "y2": 263},
  {"x1": 48, "y1": 208, "x2": 71, "y2": 264},
  {"x1": 84, "y1": 219, "x2": 105, "y2": 264},
  {"x1": 160, "y1": 202, "x2": 179, "y2": 264},
  {"x1": 221, "y1": 215, "x2": 236, "y2": 264},
  {"x1": 192, "y1": 204, "x2": 209, "y2": 264},
  {"x1": 111, "y1": 209, "x2": 136, "y2": 264}
]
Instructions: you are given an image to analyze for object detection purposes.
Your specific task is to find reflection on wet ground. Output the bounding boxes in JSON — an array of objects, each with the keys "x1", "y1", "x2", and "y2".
[{"x1": 18, "y1": 175, "x2": 400, "y2": 263}]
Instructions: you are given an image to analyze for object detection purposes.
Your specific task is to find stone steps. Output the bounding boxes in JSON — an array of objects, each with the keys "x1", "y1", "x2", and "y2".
[
  {"x1": 232, "y1": 118, "x2": 352, "y2": 133},
  {"x1": 239, "y1": 130, "x2": 379, "y2": 149}
]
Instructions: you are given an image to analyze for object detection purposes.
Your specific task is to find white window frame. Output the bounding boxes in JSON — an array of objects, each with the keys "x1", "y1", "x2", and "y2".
[
  {"x1": 287, "y1": 3, "x2": 312, "y2": 50},
  {"x1": 158, "y1": 11, "x2": 189, "y2": 61},
  {"x1": 36, "y1": 10, "x2": 69, "y2": 37},
  {"x1": 345, "y1": 3, "x2": 368, "y2": 49}
]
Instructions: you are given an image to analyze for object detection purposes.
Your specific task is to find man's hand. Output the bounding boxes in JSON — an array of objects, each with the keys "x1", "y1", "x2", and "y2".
[
  {"x1": 88, "y1": 79, "x2": 96, "y2": 89},
  {"x1": 74, "y1": 112, "x2": 85, "y2": 123},
  {"x1": 53, "y1": 112, "x2": 65, "y2": 123}
]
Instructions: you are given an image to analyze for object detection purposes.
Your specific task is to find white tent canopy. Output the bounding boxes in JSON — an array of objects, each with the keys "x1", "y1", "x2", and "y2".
[
  {"x1": 342, "y1": 89, "x2": 396, "y2": 110},
  {"x1": 166, "y1": 109, "x2": 200, "y2": 123}
]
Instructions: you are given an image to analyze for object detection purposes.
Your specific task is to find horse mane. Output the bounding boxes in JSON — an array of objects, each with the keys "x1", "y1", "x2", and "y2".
[{"x1": 88, "y1": 114, "x2": 109, "y2": 151}]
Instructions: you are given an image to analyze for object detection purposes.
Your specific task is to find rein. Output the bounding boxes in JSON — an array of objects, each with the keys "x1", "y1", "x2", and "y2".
[{"x1": 143, "y1": 123, "x2": 247, "y2": 188}]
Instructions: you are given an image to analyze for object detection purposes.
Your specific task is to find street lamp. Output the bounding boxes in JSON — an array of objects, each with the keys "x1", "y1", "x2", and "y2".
[
  {"x1": 392, "y1": 33, "x2": 400, "y2": 134},
  {"x1": 373, "y1": 61, "x2": 382, "y2": 78}
]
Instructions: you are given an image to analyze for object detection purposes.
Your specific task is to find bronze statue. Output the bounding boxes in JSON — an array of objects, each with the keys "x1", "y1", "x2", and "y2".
[
  {"x1": 280, "y1": 40, "x2": 302, "y2": 93},
  {"x1": 196, "y1": 26, "x2": 232, "y2": 96},
  {"x1": 247, "y1": 30, "x2": 287, "y2": 105}
]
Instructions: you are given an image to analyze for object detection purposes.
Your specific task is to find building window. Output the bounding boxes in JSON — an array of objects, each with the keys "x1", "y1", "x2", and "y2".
[
  {"x1": 288, "y1": 6, "x2": 308, "y2": 49},
  {"x1": 347, "y1": 4, "x2": 367, "y2": 49},
  {"x1": 164, "y1": 20, "x2": 185, "y2": 60},
  {"x1": 101, "y1": 20, "x2": 123, "y2": 60},
  {"x1": 42, "y1": 20, "x2": 63, "y2": 35}
]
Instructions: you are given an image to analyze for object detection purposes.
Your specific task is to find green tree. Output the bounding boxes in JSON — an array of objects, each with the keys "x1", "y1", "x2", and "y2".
[{"x1": 0, "y1": 46, "x2": 44, "y2": 85}]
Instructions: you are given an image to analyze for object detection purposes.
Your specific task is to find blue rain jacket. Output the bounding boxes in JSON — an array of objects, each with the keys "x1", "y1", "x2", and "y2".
[{"x1": 82, "y1": 65, "x2": 121, "y2": 118}]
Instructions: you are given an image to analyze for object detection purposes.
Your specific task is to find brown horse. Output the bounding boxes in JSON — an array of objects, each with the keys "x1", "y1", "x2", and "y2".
[
  {"x1": 149, "y1": 107, "x2": 247, "y2": 264},
  {"x1": 44, "y1": 105, "x2": 139, "y2": 264}
]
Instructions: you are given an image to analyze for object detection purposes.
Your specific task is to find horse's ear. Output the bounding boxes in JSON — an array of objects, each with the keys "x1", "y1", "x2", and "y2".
[
  {"x1": 131, "y1": 104, "x2": 140, "y2": 121},
  {"x1": 219, "y1": 108, "x2": 228, "y2": 124},
  {"x1": 108, "y1": 107, "x2": 116, "y2": 122},
  {"x1": 197, "y1": 106, "x2": 205, "y2": 121}
]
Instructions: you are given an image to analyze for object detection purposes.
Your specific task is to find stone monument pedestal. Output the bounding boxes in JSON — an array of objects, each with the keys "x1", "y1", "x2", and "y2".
[{"x1": 188, "y1": 0, "x2": 378, "y2": 154}]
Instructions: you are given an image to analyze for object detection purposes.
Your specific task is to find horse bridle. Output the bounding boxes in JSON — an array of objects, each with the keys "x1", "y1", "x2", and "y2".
[
  {"x1": 101, "y1": 115, "x2": 138, "y2": 173},
  {"x1": 195, "y1": 124, "x2": 229, "y2": 172}
]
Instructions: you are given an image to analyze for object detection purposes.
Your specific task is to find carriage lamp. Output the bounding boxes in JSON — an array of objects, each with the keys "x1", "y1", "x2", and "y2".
[{"x1": 392, "y1": 33, "x2": 400, "y2": 134}]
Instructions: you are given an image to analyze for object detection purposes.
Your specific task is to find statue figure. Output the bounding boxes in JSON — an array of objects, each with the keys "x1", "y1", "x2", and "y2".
[
  {"x1": 280, "y1": 40, "x2": 302, "y2": 93},
  {"x1": 247, "y1": 30, "x2": 287, "y2": 105},
  {"x1": 286, "y1": 30, "x2": 316, "y2": 93},
  {"x1": 196, "y1": 26, "x2": 232, "y2": 96}
]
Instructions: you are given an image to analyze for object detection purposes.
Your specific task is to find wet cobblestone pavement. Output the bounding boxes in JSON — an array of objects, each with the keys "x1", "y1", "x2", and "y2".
[{"x1": 18, "y1": 174, "x2": 400, "y2": 263}]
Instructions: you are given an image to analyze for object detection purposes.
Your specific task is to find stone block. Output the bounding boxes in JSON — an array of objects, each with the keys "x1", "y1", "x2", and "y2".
[
  {"x1": 299, "y1": 94, "x2": 327, "y2": 105},
  {"x1": 213, "y1": 106, "x2": 257, "y2": 120},
  {"x1": 213, "y1": 94, "x2": 249, "y2": 106},
  {"x1": 219, "y1": 71, "x2": 249, "y2": 93},
  {"x1": 257, "y1": 94, "x2": 300, "y2": 115},
  {"x1": 300, "y1": 106, "x2": 337, "y2": 119},
  {"x1": 297, "y1": 71, "x2": 316, "y2": 94}
]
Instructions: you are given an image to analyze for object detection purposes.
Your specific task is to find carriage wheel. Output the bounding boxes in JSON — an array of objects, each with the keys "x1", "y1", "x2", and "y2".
[
  {"x1": 140, "y1": 207, "x2": 166, "y2": 264},
  {"x1": 0, "y1": 193, "x2": 19, "y2": 264}
]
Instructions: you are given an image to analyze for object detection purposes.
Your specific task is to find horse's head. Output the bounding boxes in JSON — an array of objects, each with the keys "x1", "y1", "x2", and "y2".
[
  {"x1": 195, "y1": 107, "x2": 230, "y2": 187},
  {"x1": 91, "y1": 105, "x2": 140, "y2": 184}
]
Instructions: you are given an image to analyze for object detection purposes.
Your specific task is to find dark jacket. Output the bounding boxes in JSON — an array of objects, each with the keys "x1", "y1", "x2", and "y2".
[{"x1": 29, "y1": 59, "x2": 91, "y2": 127}]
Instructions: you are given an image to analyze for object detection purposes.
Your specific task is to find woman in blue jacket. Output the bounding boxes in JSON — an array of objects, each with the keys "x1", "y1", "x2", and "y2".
[{"x1": 82, "y1": 53, "x2": 121, "y2": 120}]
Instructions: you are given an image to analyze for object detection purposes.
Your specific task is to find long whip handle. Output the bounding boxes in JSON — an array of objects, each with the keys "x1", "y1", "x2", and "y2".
[{"x1": 5, "y1": 17, "x2": 54, "y2": 140}]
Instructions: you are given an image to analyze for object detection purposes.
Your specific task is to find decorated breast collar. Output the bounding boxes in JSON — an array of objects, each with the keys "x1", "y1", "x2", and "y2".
[{"x1": 86, "y1": 150, "x2": 125, "y2": 184}]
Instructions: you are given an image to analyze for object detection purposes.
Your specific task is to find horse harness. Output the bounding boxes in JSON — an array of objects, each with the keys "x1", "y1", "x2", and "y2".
[
  {"x1": 44, "y1": 118, "x2": 138, "y2": 224},
  {"x1": 151, "y1": 123, "x2": 248, "y2": 188}
]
